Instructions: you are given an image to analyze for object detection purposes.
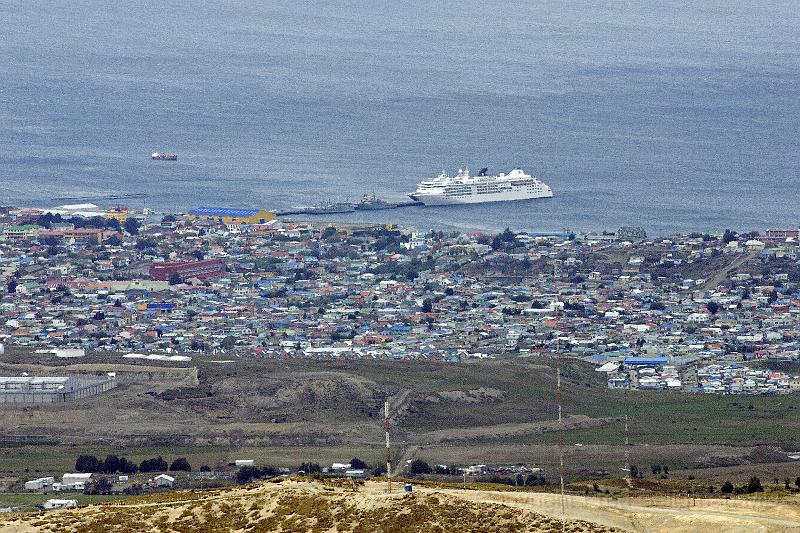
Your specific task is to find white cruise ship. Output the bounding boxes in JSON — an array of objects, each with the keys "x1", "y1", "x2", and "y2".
[{"x1": 408, "y1": 167, "x2": 553, "y2": 206}]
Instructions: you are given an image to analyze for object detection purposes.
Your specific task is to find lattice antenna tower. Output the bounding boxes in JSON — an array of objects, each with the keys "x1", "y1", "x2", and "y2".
[
  {"x1": 624, "y1": 414, "x2": 631, "y2": 478},
  {"x1": 384, "y1": 400, "x2": 392, "y2": 493},
  {"x1": 556, "y1": 305, "x2": 565, "y2": 533}
]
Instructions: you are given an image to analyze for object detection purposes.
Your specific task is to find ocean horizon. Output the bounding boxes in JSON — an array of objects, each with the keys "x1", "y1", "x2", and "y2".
[{"x1": 2, "y1": 1, "x2": 799, "y2": 235}]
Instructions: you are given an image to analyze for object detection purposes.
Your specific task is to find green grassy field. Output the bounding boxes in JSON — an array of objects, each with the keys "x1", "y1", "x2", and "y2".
[
  {"x1": 1, "y1": 357, "x2": 799, "y2": 481},
  {"x1": 362, "y1": 358, "x2": 800, "y2": 449},
  {"x1": 0, "y1": 444, "x2": 386, "y2": 476}
]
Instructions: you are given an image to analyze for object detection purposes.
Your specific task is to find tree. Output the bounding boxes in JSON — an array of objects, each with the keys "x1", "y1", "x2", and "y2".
[
  {"x1": 768, "y1": 290, "x2": 778, "y2": 304},
  {"x1": 170, "y1": 457, "x2": 192, "y2": 472},
  {"x1": 140, "y1": 457, "x2": 168, "y2": 473},
  {"x1": 236, "y1": 465, "x2": 279, "y2": 484},
  {"x1": 76, "y1": 455, "x2": 102, "y2": 473},
  {"x1": 104, "y1": 235, "x2": 122, "y2": 246},
  {"x1": 299, "y1": 462, "x2": 321, "y2": 475},
  {"x1": 421, "y1": 298, "x2": 433, "y2": 313},
  {"x1": 87, "y1": 477, "x2": 113, "y2": 495},
  {"x1": 741, "y1": 288, "x2": 751, "y2": 300},
  {"x1": 135, "y1": 237, "x2": 157, "y2": 250},
  {"x1": 221, "y1": 335, "x2": 237, "y2": 349},
  {"x1": 236, "y1": 466, "x2": 262, "y2": 484},
  {"x1": 7, "y1": 280, "x2": 17, "y2": 294},
  {"x1": 721, "y1": 481, "x2": 734, "y2": 493},
  {"x1": 119, "y1": 457, "x2": 138, "y2": 474},
  {"x1": 499, "y1": 227, "x2": 516, "y2": 243},
  {"x1": 629, "y1": 464, "x2": 640, "y2": 479},
  {"x1": 103, "y1": 455, "x2": 121, "y2": 474},
  {"x1": 350, "y1": 458, "x2": 367, "y2": 470},
  {"x1": 169, "y1": 271, "x2": 182, "y2": 285},
  {"x1": 722, "y1": 229, "x2": 737, "y2": 243},
  {"x1": 123, "y1": 484, "x2": 144, "y2": 495},
  {"x1": 746, "y1": 476, "x2": 763, "y2": 493},
  {"x1": 706, "y1": 301, "x2": 719, "y2": 314},
  {"x1": 200, "y1": 465, "x2": 212, "y2": 472},
  {"x1": 124, "y1": 217, "x2": 141, "y2": 235},
  {"x1": 321, "y1": 226, "x2": 337, "y2": 240},
  {"x1": 408, "y1": 459, "x2": 432, "y2": 475}
]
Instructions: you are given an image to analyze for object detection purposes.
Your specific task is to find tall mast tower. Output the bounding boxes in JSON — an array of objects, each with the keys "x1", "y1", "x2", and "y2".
[
  {"x1": 384, "y1": 400, "x2": 392, "y2": 493},
  {"x1": 556, "y1": 304, "x2": 565, "y2": 533}
]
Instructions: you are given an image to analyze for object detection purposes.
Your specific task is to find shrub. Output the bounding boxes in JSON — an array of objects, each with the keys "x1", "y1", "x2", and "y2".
[
  {"x1": 746, "y1": 476, "x2": 763, "y2": 493},
  {"x1": 349, "y1": 458, "x2": 367, "y2": 470},
  {"x1": 408, "y1": 460, "x2": 432, "y2": 476}
]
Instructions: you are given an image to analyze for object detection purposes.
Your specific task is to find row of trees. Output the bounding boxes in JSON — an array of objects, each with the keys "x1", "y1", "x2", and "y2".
[
  {"x1": 719, "y1": 477, "x2": 800, "y2": 494},
  {"x1": 75, "y1": 455, "x2": 191, "y2": 474},
  {"x1": 236, "y1": 465, "x2": 280, "y2": 484},
  {"x1": 33, "y1": 213, "x2": 141, "y2": 235}
]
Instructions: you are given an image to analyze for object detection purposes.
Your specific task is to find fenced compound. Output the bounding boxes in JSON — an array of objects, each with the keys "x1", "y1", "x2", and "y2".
[{"x1": 0, "y1": 375, "x2": 117, "y2": 404}]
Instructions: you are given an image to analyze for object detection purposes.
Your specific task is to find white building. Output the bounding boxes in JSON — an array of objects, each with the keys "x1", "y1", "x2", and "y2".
[
  {"x1": 56, "y1": 473, "x2": 92, "y2": 491},
  {"x1": 41, "y1": 499, "x2": 77, "y2": 510},
  {"x1": 154, "y1": 474, "x2": 175, "y2": 488},
  {"x1": 24, "y1": 477, "x2": 55, "y2": 491}
]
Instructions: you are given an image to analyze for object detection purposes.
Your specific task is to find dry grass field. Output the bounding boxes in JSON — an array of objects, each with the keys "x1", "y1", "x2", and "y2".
[
  {"x1": 1, "y1": 478, "x2": 798, "y2": 533},
  {"x1": 1, "y1": 353, "x2": 799, "y2": 483}
]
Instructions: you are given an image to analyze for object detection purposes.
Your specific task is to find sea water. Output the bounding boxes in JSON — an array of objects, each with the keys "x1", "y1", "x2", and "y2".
[{"x1": 1, "y1": 1, "x2": 799, "y2": 234}]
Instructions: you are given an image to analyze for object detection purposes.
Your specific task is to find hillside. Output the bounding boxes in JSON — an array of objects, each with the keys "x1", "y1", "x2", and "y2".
[
  {"x1": 1, "y1": 356, "x2": 800, "y2": 483},
  {"x1": 1, "y1": 479, "x2": 798, "y2": 532}
]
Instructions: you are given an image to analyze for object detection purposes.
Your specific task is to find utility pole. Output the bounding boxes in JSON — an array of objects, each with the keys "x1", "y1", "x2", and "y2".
[
  {"x1": 623, "y1": 414, "x2": 631, "y2": 483},
  {"x1": 384, "y1": 400, "x2": 392, "y2": 493},
  {"x1": 141, "y1": 195, "x2": 148, "y2": 232}
]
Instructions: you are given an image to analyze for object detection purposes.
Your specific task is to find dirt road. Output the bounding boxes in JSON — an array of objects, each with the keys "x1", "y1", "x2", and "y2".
[{"x1": 407, "y1": 485, "x2": 800, "y2": 533}]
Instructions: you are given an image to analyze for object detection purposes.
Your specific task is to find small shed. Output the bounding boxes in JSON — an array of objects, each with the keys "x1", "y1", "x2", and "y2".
[{"x1": 154, "y1": 474, "x2": 175, "y2": 488}]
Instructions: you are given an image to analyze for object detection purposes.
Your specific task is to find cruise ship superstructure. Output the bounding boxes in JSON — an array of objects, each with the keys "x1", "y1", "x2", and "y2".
[{"x1": 408, "y1": 168, "x2": 553, "y2": 206}]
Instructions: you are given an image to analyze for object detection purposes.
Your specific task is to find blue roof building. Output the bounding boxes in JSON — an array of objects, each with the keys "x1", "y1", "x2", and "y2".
[{"x1": 623, "y1": 356, "x2": 669, "y2": 366}]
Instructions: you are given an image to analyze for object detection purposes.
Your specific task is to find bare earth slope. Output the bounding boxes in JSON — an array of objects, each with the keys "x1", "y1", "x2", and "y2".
[{"x1": 2, "y1": 480, "x2": 798, "y2": 533}]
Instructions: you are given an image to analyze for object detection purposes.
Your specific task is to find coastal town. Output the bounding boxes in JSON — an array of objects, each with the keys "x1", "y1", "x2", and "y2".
[{"x1": 1, "y1": 204, "x2": 799, "y2": 396}]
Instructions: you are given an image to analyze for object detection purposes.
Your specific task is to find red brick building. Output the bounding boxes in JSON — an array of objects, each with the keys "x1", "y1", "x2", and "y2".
[
  {"x1": 764, "y1": 229, "x2": 800, "y2": 244},
  {"x1": 148, "y1": 258, "x2": 226, "y2": 281}
]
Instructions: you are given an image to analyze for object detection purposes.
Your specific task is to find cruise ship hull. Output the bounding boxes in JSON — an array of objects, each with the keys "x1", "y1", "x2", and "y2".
[{"x1": 409, "y1": 190, "x2": 552, "y2": 206}]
